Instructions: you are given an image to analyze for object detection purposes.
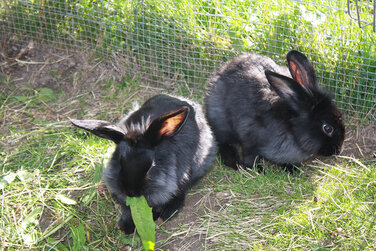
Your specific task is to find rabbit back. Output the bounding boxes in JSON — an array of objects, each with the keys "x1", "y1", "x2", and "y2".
[{"x1": 206, "y1": 52, "x2": 344, "y2": 168}]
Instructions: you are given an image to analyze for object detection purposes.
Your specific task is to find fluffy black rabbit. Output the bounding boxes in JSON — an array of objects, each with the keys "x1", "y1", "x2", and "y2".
[
  {"x1": 71, "y1": 94, "x2": 216, "y2": 233},
  {"x1": 206, "y1": 50, "x2": 345, "y2": 170}
]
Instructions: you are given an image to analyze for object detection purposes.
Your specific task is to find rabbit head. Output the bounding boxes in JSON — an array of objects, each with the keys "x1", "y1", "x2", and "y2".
[
  {"x1": 265, "y1": 50, "x2": 345, "y2": 157},
  {"x1": 70, "y1": 106, "x2": 189, "y2": 197}
]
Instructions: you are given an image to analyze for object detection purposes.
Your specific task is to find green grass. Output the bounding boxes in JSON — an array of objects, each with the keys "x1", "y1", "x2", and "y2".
[
  {"x1": 1, "y1": 0, "x2": 375, "y2": 122},
  {"x1": 199, "y1": 160, "x2": 376, "y2": 250},
  {"x1": 0, "y1": 119, "x2": 116, "y2": 249},
  {"x1": 1, "y1": 72, "x2": 375, "y2": 250},
  {"x1": 0, "y1": 77, "x2": 137, "y2": 249}
]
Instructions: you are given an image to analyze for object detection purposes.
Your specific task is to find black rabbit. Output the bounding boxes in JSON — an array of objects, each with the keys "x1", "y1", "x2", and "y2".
[
  {"x1": 206, "y1": 50, "x2": 345, "y2": 170},
  {"x1": 71, "y1": 94, "x2": 216, "y2": 233}
]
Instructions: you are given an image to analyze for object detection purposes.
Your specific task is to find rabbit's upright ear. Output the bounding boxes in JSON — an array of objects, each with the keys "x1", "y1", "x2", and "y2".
[
  {"x1": 286, "y1": 50, "x2": 318, "y2": 91},
  {"x1": 71, "y1": 119, "x2": 125, "y2": 144},
  {"x1": 265, "y1": 70, "x2": 313, "y2": 111},
  {"x1": 144, "y1": 106, "x2": 190, "y2": 146}
]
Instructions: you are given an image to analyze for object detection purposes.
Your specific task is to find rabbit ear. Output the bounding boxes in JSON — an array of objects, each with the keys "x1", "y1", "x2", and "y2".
[
  {"x1": 71, "y1": 119, "x2": 125, "y2": 144},
  {"x1": 265, "y1": 70, "x2": 312, "y2": 111},
  {"x1": 286, "y1": 50, "x2": 318, "y2": 91},
  {"x1": 144, "y1": 106, "x2": 190, "y2": 146}
]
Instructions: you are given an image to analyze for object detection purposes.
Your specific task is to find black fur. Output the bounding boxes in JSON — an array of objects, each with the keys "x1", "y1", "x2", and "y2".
[
  {"x1": 205, "y1": 51, "x2": 345, "y2": 170},
  {"x1": 71, "y1": 94, "x2": 216, "y2": 233}
]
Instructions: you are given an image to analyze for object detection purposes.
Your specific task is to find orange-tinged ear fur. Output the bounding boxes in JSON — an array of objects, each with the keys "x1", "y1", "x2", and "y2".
[
  {"x1": 143, "y1": 106, "x2": 189, "y2": 146},
  {"x1": 159, "y1": 108, "x2": 189, "y2": 137},
  {"x1": 286, "y1": 50, "x2": 317, "y2": 91},
  {"x1": 288, "y1": 61, "x2": 303, "y2": 86}
]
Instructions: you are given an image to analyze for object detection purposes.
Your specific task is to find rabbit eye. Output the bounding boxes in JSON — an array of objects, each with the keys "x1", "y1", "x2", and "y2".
[{"x1": 322, "y1": 124, "x2": 334, "y2": 136}]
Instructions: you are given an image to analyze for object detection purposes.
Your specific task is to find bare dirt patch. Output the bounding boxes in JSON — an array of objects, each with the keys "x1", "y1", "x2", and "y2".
[
  {"x1": 1, "y1": 36, "x2": 124, "y2": 94},
  {"x1": 156, "y1": 180, "x2": 224, "y2": 250},
  {"x1": 0, "y1": 36, "x2": 167, "y2": 135},
  {"x1": 342, "y1": 124, "x2": 376, "y2": 159}
]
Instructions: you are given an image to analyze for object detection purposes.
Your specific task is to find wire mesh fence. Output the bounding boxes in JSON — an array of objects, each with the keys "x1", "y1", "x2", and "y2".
[
  {"x1": 1, "y1": 0, "x2": 375, "y2": 122},
  {"x1": 348, "y1": 0, "x2": 375, "y2": 31}
]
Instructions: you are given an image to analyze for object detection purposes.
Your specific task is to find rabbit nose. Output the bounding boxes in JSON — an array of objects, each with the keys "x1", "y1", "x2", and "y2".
[
  {"x1": 127, "y1": 190, "x2": 141, "y2": 197},
  {"x1": 334, "y1": 143, "x2": 344, "y2": 155}
]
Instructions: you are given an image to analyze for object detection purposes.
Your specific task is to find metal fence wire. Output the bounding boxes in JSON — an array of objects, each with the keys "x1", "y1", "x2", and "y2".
[
  {"x1": 1, "y1": 0, "x2": 375, "y2": 122},
  {"x1": 348, "y1": 0, "x2": 375, "y2": 31}
]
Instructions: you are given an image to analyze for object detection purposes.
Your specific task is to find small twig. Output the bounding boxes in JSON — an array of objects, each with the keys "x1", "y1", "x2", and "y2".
[
  {"x1": 0, "y1": 87, "x2": 19, "y2": 110},
  {"x1": 330, "y1": 196, "x2": 346, "y2": 212},
  {"x1": 15, "y1": 55, "x2": 73, "y2": 65},
  {"x1": 363, "y1": 101, "x2": 376, "y2": 121},
  {"x1": 355, "y1": 143, "x2": 364, "y2": 157},
  {"x1": 337, "y1": 155, "x2": 370, "y2": 171}
]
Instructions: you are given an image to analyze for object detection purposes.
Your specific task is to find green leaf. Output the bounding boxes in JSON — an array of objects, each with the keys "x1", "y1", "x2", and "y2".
[
  {"x1": 17, "y1": 170, "x2": 33, "y2": 183},
  {"x1": 55, "y1": 194, "x2": 77, "y2": 205},
  {"x1": 37, "y1": 88, "x2": 56, "y2": 103},
  {"x1": 126, "y1": 196, "x2": 156, "y2": 251},
  {"x1": 21, "y1": 207, "x2": 43, "y2": 229},
  {"x1": 47, "y1": 237, "x2": 70, "y2": 251},
  {"x1": 13, "y1": 96, "x2": 29, "y2": 103},
  {"x1": 22, "y1": 231, "x2": 38, "y2": 245},
  {"x1": 70, "y1": 222, "x2": 87, "y2": 250},
  {"x1": 0, "y1": 172, "x2": 17, "y2": 189},
  {"x1": 39, "y1": 87, "x2": 54, "y2": 96}
]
